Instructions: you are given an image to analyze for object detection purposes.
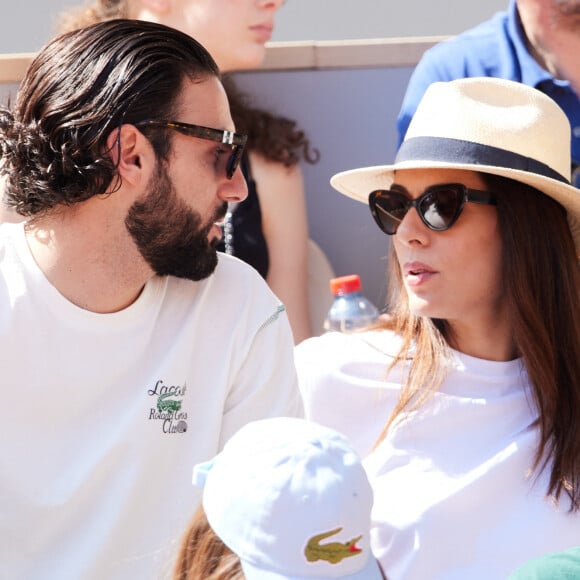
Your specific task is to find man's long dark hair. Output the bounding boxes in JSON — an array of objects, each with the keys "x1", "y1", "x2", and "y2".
[{"x1": 0, "y1": 19, "x2": 219, "y2": 216}]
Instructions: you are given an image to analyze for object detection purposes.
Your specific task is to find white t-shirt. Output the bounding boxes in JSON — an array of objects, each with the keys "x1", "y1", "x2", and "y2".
[
  {"x1": 0, "y1": 222, "x2": 303, "y2": 580},
  {"x1": 296, "y1": 330, "x2": 580, "y2": 580}
]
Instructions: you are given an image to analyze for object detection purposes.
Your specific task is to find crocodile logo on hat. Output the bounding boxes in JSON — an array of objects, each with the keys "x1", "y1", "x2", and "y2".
[{"x1": 304, "y1": 527, "x2": 363, "y2": 564}]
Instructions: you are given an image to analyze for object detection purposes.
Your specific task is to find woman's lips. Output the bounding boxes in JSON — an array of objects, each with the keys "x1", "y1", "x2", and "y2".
[
  {"x1": 250, "y1": 24, "x2": 273, "y2": 42},
  {"x1": 403, "y1": 262, "x2": 438, "y2": 286}
]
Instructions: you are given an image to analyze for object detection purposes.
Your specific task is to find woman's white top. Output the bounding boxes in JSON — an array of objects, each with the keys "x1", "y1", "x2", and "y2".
[{"x1": 295, "y1": 330, "x2": 580, "y2": 580}]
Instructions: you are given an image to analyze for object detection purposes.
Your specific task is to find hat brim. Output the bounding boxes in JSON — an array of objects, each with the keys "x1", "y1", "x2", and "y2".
[
  {"x1": 330, "y1": 161, "x2": 580, "y2": 253},
  {"x1": 240, "y1": 553, "x2": 384, "y2": 580}
]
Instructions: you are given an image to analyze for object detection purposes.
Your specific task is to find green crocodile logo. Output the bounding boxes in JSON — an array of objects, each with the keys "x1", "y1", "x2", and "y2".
[
  {"x1": 304, "y1": 527, "x2": 363, "y2": 564},
  {"x1": 157, "y1": 392, "x2": 182, "y2": 413}
]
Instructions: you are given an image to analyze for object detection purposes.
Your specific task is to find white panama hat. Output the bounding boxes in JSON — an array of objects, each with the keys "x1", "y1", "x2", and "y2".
[
  {"x1": 193, "y1": 417, "x2": 384, "y2": 580},
  {"x1": 330, "y1": 77, "x2": 580, "y2": 252}
]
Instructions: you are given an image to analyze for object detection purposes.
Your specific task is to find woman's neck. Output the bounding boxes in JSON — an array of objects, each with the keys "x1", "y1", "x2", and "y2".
[{"x1": 445, "y1": 316, "x2": 517, "y2": 362}]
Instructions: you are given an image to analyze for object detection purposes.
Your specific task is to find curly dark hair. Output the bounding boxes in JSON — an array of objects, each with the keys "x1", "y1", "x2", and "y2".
[
  {"x1": 0, "y1": 19, "x2": 219, "y2": 217},
  {"x1": 55, "y1": 0, "x2": 319, "y2": 168}
]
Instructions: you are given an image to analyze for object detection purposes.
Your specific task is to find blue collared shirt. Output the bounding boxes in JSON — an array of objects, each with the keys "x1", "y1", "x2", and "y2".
[{"x1": 397, "y1": 0, "x2": 580, "y2": 184}]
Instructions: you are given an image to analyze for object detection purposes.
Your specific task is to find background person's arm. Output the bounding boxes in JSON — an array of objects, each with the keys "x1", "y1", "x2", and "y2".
[{"x1": 251, "y1": 151, "x2": 312, "y2": 344}]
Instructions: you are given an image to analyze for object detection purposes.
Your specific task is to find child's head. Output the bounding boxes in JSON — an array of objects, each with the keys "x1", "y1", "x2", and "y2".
[{"x1": 193, "y1": 417, "x2": 384, "y2": 579}]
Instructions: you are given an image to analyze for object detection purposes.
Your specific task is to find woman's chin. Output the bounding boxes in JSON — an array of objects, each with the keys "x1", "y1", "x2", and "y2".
[
  {"x1": 408, "y1": 298, "x2": 444, "y2": 320},
  {"x1": 221, "y1": 48, "x2": 266, "y2": 72}
]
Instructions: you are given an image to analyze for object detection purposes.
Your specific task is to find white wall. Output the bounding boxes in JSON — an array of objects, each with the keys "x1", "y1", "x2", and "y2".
[
  {"x1": 2, "y1": 0, "x2": 509, "y2": 52},
  {"x1": 273, "y1": 0, "x2": 509, "y2": 40}
]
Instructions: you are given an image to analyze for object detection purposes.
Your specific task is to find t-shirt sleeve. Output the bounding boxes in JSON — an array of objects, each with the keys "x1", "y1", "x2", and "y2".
[{"x1": 219, "y1": 303, "x2": 304, "y2": 448}]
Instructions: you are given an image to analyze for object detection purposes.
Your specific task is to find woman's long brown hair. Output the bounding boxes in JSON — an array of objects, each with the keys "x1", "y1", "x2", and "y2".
[{"x1": 374, "y1": 173, "x2": 580, "y2": 510}]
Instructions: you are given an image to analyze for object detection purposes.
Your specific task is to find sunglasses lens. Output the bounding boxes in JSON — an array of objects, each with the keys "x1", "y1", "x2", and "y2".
[
  {"x1": 226, "y1": 146, "x2": 243, "y2": 179},
  {"x1": 369, "y1": 191, "x2": 408, "y2": 235},
  {"x1": 419, "y1": 187, "x2": 463, "y2": 230},
  {"x1": 370, "y1": 185, "x2": 466, "y2": 235}
]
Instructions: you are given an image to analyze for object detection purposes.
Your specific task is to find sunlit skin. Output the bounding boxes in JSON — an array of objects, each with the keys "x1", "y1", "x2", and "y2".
[
  {"x1": 131, "y1": 0, "x2": 286, "y2": 72},
  {"x1": 154, "y1": 76, "x2": 247, "y2": 247},
  {"x1": 23, "y1": 76, "x2": 247, "y2": 313},
  {"x1": 392, "y1": 168, "x2": 516, "y2": 361}
]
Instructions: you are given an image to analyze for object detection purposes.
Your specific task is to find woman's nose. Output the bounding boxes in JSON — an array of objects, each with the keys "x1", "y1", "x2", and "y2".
[{"x1": 395, "y1": 206, "x2": 429, "y2": 246}]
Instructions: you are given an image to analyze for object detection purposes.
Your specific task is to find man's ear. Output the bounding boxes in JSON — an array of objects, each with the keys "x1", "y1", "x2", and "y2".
[
  {"x1": 105, "y1": 124, "x2": 154, "y2": 187},
  {"x1": 139, "y1": 0, "x2": 171, "y2": 15}
]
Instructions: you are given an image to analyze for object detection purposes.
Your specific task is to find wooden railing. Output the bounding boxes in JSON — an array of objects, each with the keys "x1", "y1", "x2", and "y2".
[
  {"x1": 0, "y1": 37, "x2": 449, "y2": 83},
  {"x1": 0, "y1": 53, "x2": 31, "y2": 83}
]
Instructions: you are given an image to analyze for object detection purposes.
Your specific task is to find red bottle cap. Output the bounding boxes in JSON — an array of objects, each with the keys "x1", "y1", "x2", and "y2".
[{"x1": 329, "y1": 274, "x2": 362, "y2": 296}]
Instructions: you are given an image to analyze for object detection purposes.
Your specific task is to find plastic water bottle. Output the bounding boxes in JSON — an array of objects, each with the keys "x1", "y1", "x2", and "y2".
[{"x1": 324, "y1": 274, "x2": 380, "y2": 332}]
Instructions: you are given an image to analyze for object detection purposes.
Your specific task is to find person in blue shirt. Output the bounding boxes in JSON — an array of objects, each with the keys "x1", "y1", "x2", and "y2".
[{"x1": 397, "y1": 0, "x2": 580, "y2": 185}]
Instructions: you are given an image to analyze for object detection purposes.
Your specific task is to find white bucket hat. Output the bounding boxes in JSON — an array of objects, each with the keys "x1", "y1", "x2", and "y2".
[
  {"x1": 331, "y1": 77, "x2": 580, "y2": 252},
  {"x1": 193, "y1": 417, "x2": 384, "y2": 580}
]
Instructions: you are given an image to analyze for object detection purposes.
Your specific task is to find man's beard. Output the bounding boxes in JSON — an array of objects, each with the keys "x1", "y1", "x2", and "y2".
[{"x1": 125, "y1": 163, "x2": 227, "y2": 281}]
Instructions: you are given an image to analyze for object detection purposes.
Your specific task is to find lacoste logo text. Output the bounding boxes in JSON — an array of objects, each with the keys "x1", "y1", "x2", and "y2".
[{"x1": 146, "y1": 379, "x2": 188, "y2": 434}]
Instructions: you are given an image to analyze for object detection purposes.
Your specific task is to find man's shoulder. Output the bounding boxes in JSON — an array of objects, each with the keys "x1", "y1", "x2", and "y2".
[
  {"x1": 165, "y1": 252, "x2": 281, "y2": 318},
  {"x1": 0, "y1": 221, "x2": 25, "y2": 263},
  {"x1": 0, "y1": 220, "x2": 24, "y2": 239},
  {"x1": 167, "y1": 252, "x2": 266, "y2": 288},
  {"x1": 208, "y1": 252, "x2": 274, "y2": 295},
  {"x1": 426, "y1": 10, "x2": 510, "y2": 65}
]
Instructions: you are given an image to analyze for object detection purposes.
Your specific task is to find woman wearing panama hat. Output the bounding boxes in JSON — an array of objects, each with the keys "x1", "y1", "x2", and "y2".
[{"x1": 296, "y1": 77, "x2": 580, "y2": 579}]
